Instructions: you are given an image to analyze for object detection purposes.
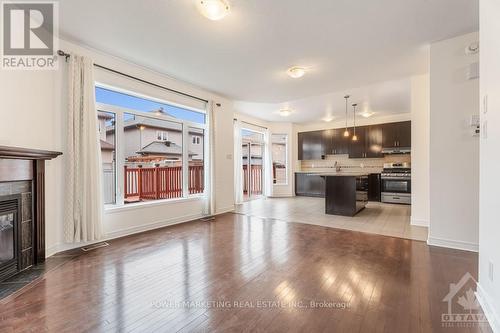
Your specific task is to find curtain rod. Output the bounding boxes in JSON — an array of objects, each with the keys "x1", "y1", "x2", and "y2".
[
  {"x1": 57, "y1": 50, "x2": 209, "y2": 104},
  {"x1": 234, "y1": 118, "x2": 268, "y2": 130}
]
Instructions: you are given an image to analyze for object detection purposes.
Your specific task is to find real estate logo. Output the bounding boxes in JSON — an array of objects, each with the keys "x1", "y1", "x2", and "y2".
[
  {"x1": 1, "y1": 1, "x2": 58, "y2": 70},
  {"x1": 441, "y1": 272, "x2": 488, "y2": 328}
]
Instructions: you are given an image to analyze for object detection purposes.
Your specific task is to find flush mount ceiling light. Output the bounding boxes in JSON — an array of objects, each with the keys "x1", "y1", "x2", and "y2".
[
  {"x1": 197, "y1": 0, "x2": 230, "y2": 21},
  {"x1": 287, "y1": 66, "x2": 306, "y2": 79},
  {"x1": 361, "y1": 111, "x2": 374, "y2": 118},
  {"x1": 323, "y1": 116, "x2": 335, "y2": 122},
  {"x1": 279, "y1": 108, "x2": 292, "y2": 117}
]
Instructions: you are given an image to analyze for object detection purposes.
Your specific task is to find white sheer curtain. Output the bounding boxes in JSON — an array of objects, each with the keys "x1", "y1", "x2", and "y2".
[
  {"x1": 233, "y1": 120, "x2": 244, "y2": 204},
  {"x1": 64, "y1": 54, "x2": 103, "y2": 243},
  {"x1": 263, "y1": 129, "x2": 273, "y2": 197},
  {"x1": 204, "y1": 101, "x2": 216, "y2": 216}
]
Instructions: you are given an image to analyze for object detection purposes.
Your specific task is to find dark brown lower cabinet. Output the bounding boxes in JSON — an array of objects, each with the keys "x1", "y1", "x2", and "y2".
[
  {"x1": 368, "y1": 173, "x2": 381, "y2": 202},
  {"x1": 295, "y1": 173, "x2": 325, "y2": 197}
]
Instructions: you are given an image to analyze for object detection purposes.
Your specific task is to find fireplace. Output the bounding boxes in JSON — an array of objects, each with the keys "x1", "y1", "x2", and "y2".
[
  {"x1": 0, "y1": 195, "x2": 21, "y2": 281},
  {"x1": 0, "y1": 146, "x2": 61, "y2": 282}
]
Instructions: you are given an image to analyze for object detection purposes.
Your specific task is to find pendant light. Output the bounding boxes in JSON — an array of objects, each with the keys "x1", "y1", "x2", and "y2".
[
  {"x1": 343, "y1": 95, "x2": 350, "y2": 137},
  {"x1": 352, "y1": 103, "x2": 358, "y2": 141}
]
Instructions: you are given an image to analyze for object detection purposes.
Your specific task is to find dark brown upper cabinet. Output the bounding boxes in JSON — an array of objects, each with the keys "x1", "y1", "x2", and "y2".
[
  {"x1": 297, "y1": 121, "x2": 410, "y2": 160},
  {"x1": 348, "y1": 126, "x2": 367, "y2": 158},
  {"x1": 382, "y1": 121, "x2": 411, "y2": 149},
  {"x1": 331, "y1": 128, "x2": 350, "y2": 155},
  {"x1": 365, "y1": 124, "x2": 384, "y2": 158},
  {"x1": 298, "y1": 130, "x2": 325, "y2": 160}
]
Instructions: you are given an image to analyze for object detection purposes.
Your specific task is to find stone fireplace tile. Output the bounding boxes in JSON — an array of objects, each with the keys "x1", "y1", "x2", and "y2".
[
  {"x1": 21, "y1": 193, "x2": 32, "y2": 221},
  {"x1": 0, "y1": 282, "x2": 29, "y2": 299},
  {"x1": 0, "y1": 182, "x2": 12, "y2": 196},
  {"x1": 11, "y1": 181, "x2": 31, "y2": 194}
]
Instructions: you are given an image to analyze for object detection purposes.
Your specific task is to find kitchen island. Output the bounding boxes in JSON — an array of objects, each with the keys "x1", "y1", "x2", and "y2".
[{"x1": 320, "y1": 173, "x2": 369, "y2": 217}]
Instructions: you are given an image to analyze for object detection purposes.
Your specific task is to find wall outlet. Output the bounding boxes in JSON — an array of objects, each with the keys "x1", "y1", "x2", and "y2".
[{"x1": 489, "y1": 261, "x2": 494, "y2": 282}]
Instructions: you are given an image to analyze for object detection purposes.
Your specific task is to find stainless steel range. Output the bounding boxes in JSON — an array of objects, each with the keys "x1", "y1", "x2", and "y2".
[{"x1": 381, "y1": 163, "x2": 411, "y2": 205}]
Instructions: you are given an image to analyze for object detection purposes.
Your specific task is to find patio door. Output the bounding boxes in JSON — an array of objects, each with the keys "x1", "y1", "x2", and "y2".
[{"x1": 241, "y1": 129, "x2": 264, "y2": 201}]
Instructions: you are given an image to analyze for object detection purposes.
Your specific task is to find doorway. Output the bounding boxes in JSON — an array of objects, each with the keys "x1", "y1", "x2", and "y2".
[{"x1": 241, "y1": 129, "x2": 264, "y2": 201}]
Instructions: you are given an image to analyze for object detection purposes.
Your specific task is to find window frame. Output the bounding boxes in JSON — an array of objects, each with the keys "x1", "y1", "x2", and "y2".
[{"x1": 96, "y1": 85, "x2": 208, "y2": 210}]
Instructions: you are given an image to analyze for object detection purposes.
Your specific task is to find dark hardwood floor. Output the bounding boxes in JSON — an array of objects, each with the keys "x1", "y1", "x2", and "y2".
[{"x1": 0, "y1": 213, "x2": 491, "y2": 332}]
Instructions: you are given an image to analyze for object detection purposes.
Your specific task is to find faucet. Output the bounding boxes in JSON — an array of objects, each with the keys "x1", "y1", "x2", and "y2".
[{"x1": 334, "y1": 161, "x2": 341, "y2": 172}]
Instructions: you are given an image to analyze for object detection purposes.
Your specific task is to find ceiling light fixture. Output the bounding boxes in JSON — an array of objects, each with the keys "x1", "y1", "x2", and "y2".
[
  {"x1": 361, "y1": 111, "x2": 374, "y2": 118},
  {"x1": 280, "y1": 108, "x2": 292, "y2": 117},
  {"x1": 352, "y1": 103, "x2": 358, "y2": 141},
  {"x1": 343, "y1": 95, "x2": 350, "y2": 137},
  {"x1": 197, "y1": 0, "x2": 230, "y2": 21},
  {"x1": 287, "y1": 66, "x2": 306, "y2": 79}
]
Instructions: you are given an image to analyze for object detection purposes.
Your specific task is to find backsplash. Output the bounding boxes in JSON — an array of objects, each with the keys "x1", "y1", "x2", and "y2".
[{"x1": 300, "y1": 154, "x2": 411, "y2": 173}]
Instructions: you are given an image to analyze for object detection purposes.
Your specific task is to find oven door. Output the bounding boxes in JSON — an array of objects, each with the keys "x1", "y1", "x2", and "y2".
[{"x1": 381, "y1": 177, "x2": 411, "y2": 194}]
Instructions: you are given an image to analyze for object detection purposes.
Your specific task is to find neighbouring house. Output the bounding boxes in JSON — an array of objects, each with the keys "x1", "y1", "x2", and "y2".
[{"x1": 99, "y1": 108, "x2": 204, "y2": 167}]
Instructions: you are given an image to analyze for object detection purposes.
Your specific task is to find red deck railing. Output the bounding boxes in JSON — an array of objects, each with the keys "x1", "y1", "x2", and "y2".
[
  {"x1": 243, "y1": 165, "x2": 262, "y2": 195},
  {"x1": 124, "y1": 165, "x2": 204, "y2": 201}
]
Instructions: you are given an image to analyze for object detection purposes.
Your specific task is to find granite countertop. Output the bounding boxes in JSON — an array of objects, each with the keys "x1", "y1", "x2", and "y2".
[{"x1": 318, "y1": 172, "x2": 369, "y2": 177}]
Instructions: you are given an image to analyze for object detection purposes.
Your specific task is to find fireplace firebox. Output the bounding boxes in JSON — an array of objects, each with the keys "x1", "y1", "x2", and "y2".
[{"x1": 0, "y1": 195, "x2": 21, "y2": 281}]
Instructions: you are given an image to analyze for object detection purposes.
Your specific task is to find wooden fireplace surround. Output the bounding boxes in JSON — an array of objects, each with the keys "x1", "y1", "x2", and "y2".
[{"x1": 0, "y1": 146, "x2": 62, "y2": 264}]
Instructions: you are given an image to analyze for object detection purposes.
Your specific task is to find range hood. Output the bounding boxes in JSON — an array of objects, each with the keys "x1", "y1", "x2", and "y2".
[{"x1": 382, "y1": 147, "x2": 411, "y2": 154}]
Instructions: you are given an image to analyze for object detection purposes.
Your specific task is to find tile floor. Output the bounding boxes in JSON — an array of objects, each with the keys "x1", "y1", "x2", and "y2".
[{"x1": 235, "y1": 196, "x2": 428, "y2": 241}]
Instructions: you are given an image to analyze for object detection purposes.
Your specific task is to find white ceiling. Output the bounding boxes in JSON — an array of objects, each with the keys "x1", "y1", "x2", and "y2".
[
  {"x1": 59, "y1": 0, "x2": 478, "y2": 105},
  {"x1": 234, "y1": 77, "x2": 412, "y2": 123}
]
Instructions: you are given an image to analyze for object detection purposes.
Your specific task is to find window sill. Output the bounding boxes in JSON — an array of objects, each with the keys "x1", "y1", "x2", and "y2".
[{"x1": 104, "y1": 194, "x2": 206, "y2": 214}]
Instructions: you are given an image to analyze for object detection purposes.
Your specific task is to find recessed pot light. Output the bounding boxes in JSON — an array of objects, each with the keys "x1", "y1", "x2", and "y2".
[
  {"x1": 197, "y1": 0, "x2": 230, "y2": 21},
  {"x1": 280, "y1": 109, "x2": 292, "y2": 117},
  {"x1": 287, "y1": 66, "x2": 306, "y2": 79}
]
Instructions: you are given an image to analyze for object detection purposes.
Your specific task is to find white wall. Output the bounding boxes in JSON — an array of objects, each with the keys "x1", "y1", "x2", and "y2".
[
  {"x1": 0, "y1": 38, "x2": 235, "y2": 256},
  {"x1": 477, "y1": 0, "x2": 500, "y2": 330},
  {"x1": 410, "y1": 74, "x2": 430, "y2": 227},
  {"x1": 428, "y1": 32, "x2": 480, "y2": 252}
]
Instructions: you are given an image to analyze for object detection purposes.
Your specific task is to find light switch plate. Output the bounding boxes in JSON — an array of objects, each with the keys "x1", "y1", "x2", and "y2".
[
  {"x1": 483, "y1": 95, "x2": 488, "y2": 114},
  {"x1": 482, "y1": 120, "x2": 488, "y2": 139}
]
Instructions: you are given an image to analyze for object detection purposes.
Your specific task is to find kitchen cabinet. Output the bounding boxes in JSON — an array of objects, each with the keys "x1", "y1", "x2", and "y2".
[
  {"x1": 368, "y1": 173, "x2": 381, "y2": 202},
  {"x1": 382, "y1": 121, "x2": 411, "y2": 148},
  {"x1": 298, "y1": 121, "x2": 410, "y2": 160},
  {"x1": 348, "y1": 126, "x2": 367, "y2": 158},
  {"x1": 295, "y1": 173, "x2": 325, "y2": 197},
  {"x1": 298, "y1": 131, "x2": 325, "y2": 160},
  {"x1": 365, "y1": 124, "x2": 384, "y2": 158},
  {"x1": 331, "y1": 128, "x2": 350, "y2": 155}
]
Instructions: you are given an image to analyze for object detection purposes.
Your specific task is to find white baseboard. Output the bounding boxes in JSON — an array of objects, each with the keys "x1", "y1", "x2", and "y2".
[
  {"x1": 476, "y1": 283, "x2": 500, "y2": 333},
  {"x1": 410, "y1": 216, "x2": 429, "y2": 227},
  {"x1": 215, "y1": 205, "x2": 235, "y2": 215},
  {"x1": 46, "y1": 209, "x2": 236, "y2": 258},
  {"x1": 427, "y1": 236, "x2": 478, "y2": 252}
]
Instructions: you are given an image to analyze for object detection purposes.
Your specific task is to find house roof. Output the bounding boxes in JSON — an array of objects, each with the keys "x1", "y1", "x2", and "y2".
[
  {"x1": 137, "y1": 141, "x2": 196, "y2": 156},
  {"x1": 100, "y1": 140, "x2": 115, "y2": 150}
]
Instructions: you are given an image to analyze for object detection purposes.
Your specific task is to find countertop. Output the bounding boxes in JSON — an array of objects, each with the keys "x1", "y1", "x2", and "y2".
[
  {"x1": 295, "y1": 170, "x2": 376, "y2": 176},
  {"x1": 318, "y1": 172, "x2": 369, "y2": 177}
]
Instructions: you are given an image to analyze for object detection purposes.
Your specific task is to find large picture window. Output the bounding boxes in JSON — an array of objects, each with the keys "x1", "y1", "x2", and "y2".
[{"x1": 96, "y1": 85, "x2": 207, "y2": 207}]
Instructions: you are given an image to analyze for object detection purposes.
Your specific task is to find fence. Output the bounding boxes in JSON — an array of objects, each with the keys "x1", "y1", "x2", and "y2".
[
  {"x1": 124, "y1": 165, "x2": 204, "y2": 201},
  {"x1": 243, "y1": 165, "x2": 263, "y2": 195}
]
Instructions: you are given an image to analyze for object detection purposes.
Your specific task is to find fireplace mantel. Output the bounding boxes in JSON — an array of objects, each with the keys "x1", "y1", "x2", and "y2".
[
  {"x1": 0, "y1": 146, "x2": 62, "y2": 275},
  {"x1": 0, "y1": 145, "x2": 62, "y2": 160}
]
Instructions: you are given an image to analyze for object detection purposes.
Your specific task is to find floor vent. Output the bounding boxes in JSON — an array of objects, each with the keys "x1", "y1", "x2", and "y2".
[
  {"x1": 200, "y1": 216, "x2": 216, "y2": 222},
  {"x1": 81, "y1": 242, "x2": 109, "y2": 252}
]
